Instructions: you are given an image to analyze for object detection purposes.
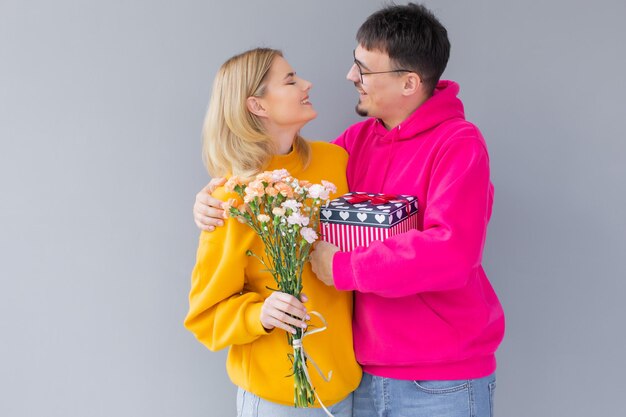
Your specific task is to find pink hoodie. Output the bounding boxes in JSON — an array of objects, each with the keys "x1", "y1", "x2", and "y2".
[{"x1": 332, "y1": 80, "x2": 505, "y2": 380}]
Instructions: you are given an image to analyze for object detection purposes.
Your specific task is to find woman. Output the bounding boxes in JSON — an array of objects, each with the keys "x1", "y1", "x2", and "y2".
[{"x1": 184, "y1": 48, "x2": 361, "y2": 416}]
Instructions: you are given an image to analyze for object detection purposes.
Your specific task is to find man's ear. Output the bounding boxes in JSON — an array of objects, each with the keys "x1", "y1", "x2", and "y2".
[
  {"x1": 247, "y1": 97, "x2": 267, "y2": 117},
  {"x1": 402, "y1": 73, "x2": 422, "y2": 96}
]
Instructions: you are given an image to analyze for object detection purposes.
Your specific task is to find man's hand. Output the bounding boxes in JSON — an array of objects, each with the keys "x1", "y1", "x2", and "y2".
[
  {"x1": 193, "y1": 178, "x2": 227, "y2": 232},
  {"x1": 310, "y1": 241, "x2": 340, "y2": 287}
]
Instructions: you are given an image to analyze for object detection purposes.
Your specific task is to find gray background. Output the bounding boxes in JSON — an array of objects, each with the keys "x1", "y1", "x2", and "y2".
[{"x1": 1, "y1": 0, "x2": 625, "y2": 416}]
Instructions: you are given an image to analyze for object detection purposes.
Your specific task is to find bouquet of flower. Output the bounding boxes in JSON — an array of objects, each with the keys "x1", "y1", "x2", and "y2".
[{"x1": 223, "y1": 169, "x2": 336, "y2": 409}]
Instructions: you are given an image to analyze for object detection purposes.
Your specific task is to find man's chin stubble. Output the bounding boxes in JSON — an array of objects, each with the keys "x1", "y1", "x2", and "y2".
[{"x1": 355, "y1": 105, "x2": 368, "y2": 117}]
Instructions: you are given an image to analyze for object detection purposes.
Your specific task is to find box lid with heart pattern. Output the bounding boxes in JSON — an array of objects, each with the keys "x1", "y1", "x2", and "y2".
[{"x1": 320, "y1": 192, "x2": 418, "y2": 228}]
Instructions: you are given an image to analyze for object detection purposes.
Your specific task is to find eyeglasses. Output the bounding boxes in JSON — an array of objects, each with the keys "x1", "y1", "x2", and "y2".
[{"x1": 352, "y1": 49, "x2": 413, "y2": 84}]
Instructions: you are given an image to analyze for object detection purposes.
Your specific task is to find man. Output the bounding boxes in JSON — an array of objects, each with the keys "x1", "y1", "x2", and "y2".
[{"x1": 193, "y1": 4, "x2": 504, "y2": 416}]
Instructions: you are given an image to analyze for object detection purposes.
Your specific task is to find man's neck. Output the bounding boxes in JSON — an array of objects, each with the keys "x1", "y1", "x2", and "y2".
[{"x1": 381, "y1": 94, "x2": 430, "y2": 130}]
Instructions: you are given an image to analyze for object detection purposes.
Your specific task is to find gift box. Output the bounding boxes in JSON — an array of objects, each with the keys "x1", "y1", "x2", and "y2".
[{"x1": 320, "y1": 192, "x2": 419, "y2": 251}]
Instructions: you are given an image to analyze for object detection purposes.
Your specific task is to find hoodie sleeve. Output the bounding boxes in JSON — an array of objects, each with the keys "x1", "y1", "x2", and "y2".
[
  {"x1": 184, "y1": 191, "x2": 269, "y2": 351},
  {"x1": 332, "y1": 134, "x2": 493, "y2": 297},
  {"x1": 332, "y1": 131, "x2": 348, "y2": 151}
]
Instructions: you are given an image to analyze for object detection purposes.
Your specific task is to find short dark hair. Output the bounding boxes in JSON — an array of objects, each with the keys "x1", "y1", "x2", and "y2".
[{"x1": 356, "y1": 2, "x2": 450, "y2": 94}]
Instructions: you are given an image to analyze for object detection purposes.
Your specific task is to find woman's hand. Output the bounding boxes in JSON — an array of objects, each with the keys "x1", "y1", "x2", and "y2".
[
  {"x1": 193, "y1": 178, "x2": 227, "y2": 231},
  {"x1": 260, "y1": 292, "x2": 310, "y2": 334}
]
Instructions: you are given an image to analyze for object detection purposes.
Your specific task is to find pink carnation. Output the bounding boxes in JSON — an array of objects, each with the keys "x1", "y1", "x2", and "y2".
[
  {"x1": 271, "y1": 169, "x2": 290, "y2": 182},
  {"x1": 300, "y1": 227, "x2": 318, "y2": 244},
  {"x1": 287, "y1": 212, "x2": 309, "y2": 227},
  {"x1": 322, "y1": 180, "x2": 337, "y2": 195},
  {"x1": 308, "y1": 184, "x2": 329, "y2": 200},
  {"x1": 282, "y1": 199, "x2": 302, "y2": 211}
]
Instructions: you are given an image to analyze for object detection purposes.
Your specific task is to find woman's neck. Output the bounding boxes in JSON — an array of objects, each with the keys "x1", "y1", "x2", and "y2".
[{"x1": 264, "y1": 124, "x2": 298, "y2": 155}]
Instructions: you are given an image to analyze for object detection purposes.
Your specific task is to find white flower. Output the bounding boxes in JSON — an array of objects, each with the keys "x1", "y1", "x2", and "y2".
[
  {"x1": 282, "y1": 199, "x2": 302, "y2": 211},
  {"x1": 308, "y1": 184, "x2": 329, "y2": 200},
  {"x1": 257, "y1": 214, "x2": 270, "y2": 223},
  {"x1": 287, "y1": 212, "x2": 309, "y2": 227},
  {"x1": 300, "y1": 227, "x2": 318, "y2": 244},
  {"x1": 272, "y1": 207, "x2": 286, "y2": 217}
]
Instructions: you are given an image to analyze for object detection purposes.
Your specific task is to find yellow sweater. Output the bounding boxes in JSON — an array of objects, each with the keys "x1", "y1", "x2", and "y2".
[{"x1": 184, "y1": 141, "x2": 361, "y2": 407}]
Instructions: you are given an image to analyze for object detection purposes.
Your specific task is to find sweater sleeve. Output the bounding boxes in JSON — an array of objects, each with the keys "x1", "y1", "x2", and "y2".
[
  {"x1": 333, "y1": 134, "x2": 493, "y2": 297},
  {"x1": 184, "y1": 198, "x2": 269, "y2": 351}
]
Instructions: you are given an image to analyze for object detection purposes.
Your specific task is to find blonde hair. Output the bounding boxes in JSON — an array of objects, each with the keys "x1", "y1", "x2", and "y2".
[{"x1": 202, "y1": 48, "x2": 311, "y2": 178}]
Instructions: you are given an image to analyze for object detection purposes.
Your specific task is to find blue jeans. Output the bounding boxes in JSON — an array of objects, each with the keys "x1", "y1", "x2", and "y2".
[
  {"x1": 236, "y1": 387, "x2": 353, "y2": 417},
  {"x1": 353, "y1": 372, "x2": 496, "y2": 417}
]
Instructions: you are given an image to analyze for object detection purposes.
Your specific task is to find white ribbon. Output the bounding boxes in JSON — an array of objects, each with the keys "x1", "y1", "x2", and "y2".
[{"x1": 292, "y1": 311, "x2": 334, "y2": 417}]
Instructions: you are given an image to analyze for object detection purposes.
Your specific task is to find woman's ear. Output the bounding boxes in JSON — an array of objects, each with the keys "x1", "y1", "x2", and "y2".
[{"x1": 247, "y1": 97, "x2": 267, "y2": 117}]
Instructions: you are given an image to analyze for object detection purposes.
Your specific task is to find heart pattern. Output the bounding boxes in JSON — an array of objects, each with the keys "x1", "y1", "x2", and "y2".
[{"x1": 321, "y1": 193, "x2": 417, "y2": 227}]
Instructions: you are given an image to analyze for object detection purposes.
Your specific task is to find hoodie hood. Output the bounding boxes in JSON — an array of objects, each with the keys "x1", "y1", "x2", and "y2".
[{"x1": 373, "y1": 80, "x2": 466, "y2": 141}]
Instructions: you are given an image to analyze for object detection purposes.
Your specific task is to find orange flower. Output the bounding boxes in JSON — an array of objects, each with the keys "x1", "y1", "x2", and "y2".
[
  {"x1": 265, "y1": 186, "x2": 279, "y2": 197},
  {"x1": 274, "y1": 182, "x2": 294, "y2": 198},
  {"x1": 256, "y1": 171, "x2": 274, "y2": 184},
  {"x1": 224, "y1": 176, "x2": 251, "y2": 192},
  {"x1": 244, "y1": 180, "x2": 266, "y2": 202},
  {"x1": 221, "y1": 198, "x2": 239, "y2": 217}
]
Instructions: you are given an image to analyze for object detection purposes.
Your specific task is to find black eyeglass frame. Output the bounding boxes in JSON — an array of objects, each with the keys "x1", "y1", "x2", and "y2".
[{"x1": 352, "y1": 49, "x2": 414, "y2": 84}]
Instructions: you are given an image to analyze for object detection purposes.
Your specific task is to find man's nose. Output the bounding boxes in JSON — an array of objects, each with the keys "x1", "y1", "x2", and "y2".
[{"x1": 346, "y1": 63, "x2": 360, "y2": 83}]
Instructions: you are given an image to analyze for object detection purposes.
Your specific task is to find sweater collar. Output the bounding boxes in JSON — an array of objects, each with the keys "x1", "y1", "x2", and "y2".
[{"x1": 266, "y1": 145, "x2": 302, "y2": 175}]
